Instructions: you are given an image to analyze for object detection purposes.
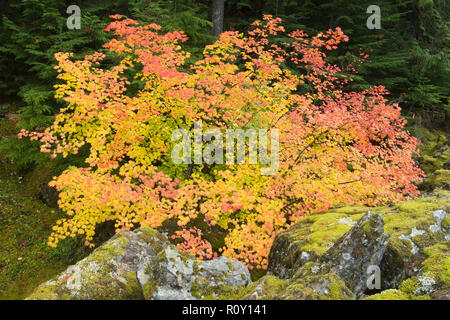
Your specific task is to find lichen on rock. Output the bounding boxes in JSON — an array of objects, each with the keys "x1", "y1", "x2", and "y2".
[
  {"x1": 239, "y1": 275, "x2": 288, "y2": 300},
  {"x1": 267, "y1": 190, "x2": 449, "y2": 300},
  {"x1": 275, "y1": 270, "x2": 354, "y2": 300},
  {"x1": 27, "y1": 227, "x2": 251, "y2": 300},
  {"x1": 267, "y1": 206, "x2": 370, "y2": 279}
]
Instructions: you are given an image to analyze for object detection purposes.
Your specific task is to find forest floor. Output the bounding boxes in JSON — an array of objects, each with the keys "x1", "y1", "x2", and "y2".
[{"x1": 0, "y1": 116, "x2": 91, "y2": 299}]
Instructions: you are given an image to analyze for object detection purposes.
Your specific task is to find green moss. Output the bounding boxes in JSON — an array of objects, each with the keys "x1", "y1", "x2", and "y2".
[
  {"x1": 190, "y1": 278, "x2": 244, "y2": 300},
  {"x1": 269, "y1": 194, "x2": 448, "y2": 280},
  {"x1": 383, "y1": 195, "x2": 448, "y2": 237},
  {"x1": 366, "y1": 289, "x2": 410, "y2": 300},
  {"x1": 119, "y1": 272, "x2": 144, "y2": 300},
  {"x1": 418, "y1": 128, "x2": 449, "y2": 176},
  {"x1": 422, "y1": 244, "x2": 450, "y2": 287},
  {"x1": 327, "y1": 276, "x2": 354, "y2": 300},
  {"x1": 420, "y1": 149, "x2": 450, "y2": 176},
  {"x1": 0, "y1": 143, "x2": 92, "y2": 299},
  {"x1": 278, "y1": 204, "x2": 395, "y2": 261},
  {"x1": 26, "y1": 282, "x2": 59, "y2": 300},
  {"x1": 21, "y1": 162, "x2": 59, "y2": 202},
  {"x1": 390, "y1": 237, "x2": 413, "y2": 259},
  {"x1": 359, "y1": 220, "x2": 372, "y2": 235},
  {"x1": 250, "y1": 268, "x2": 267, "y2": 282},
  {"x1": 60, "y1": 293, "x2": 71, "y2": 300},
  {"x1": 27, "y1": 237, "x2": 148, "y2": 300},
  {"x1": 142, "y1": 278, "x2": 159, "y2": 300},
  {"x1": 358, "y1": 214, "x2": 380, "y2": 239},
  {"x1": 90, "y1": 244, "x2": 121, "y2": 262},
  {"x1": 238, "y1": 275, "x2": 288, "y2": 300},
  {"x1": 398, "y1": 277, "x2": 420, "y2": 295},
  {"x1": 278, "y1": 272, "x2": 353, "y2": 300},
  {"x1": 411, "y1": 294, "x2": 431, "y2": 300},
  {"x1": 423, "y1": 169, "x2": 450, "y2": 190},
  {"x1": 421, "y1": 155, "x2": 440, "y2": 174},
  {"x1": 368, "y1": 276, "x2": 432, "y2": 300},
  {"x1": 139, "y1": 226, "x2": 165, "y2": 242},
  {"x1": 412, "y1": 232, "x2": 445, "y2": 250},
  {"x1": 441, "y1": 216, "x2": 450, "y2": 230},
  {"x1": 226, "y1": 261, "x2": 235, "y2": 271},
  {"x1": 71, "y1": 260, "x2": 144, "y2": 300},
  {"x1": 138, "y1": 226, "x2": 168, "y2": 255},
  {"x1": 419, "y1": 129, "x2": 448, "y2": 157},
  {"x1": 289, "y1": 211, "x2": 366, "y2": 255},
  {"x1": 99, "y1": 237, "x2": 128, "y2": 257},
  {"x1": 292, "y1": 262, "x2": 324, "y2": 278}
]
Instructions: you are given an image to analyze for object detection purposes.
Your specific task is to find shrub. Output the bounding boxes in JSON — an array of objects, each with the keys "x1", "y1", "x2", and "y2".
[{"x1": 20, "y1": 15, "x2": 423, "y2": 270}]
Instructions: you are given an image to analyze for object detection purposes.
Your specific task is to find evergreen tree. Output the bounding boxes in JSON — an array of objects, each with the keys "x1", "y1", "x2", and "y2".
[{"x1": 0, "y1": 0, "x2": 213, "y2": 170}]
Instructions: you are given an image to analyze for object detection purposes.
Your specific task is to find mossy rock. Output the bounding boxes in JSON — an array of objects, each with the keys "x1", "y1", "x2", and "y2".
[
  {"x1": 27, "y1": 227, "x2": 251, "y2": 300},
  {"x1": 417, "y1": 128, "x2": 449, "y2": 190},
  {"x1": 422, "y1": 244, "x2": 450, "y2": 289},
  {"x1": 190, "y1": 256, "x2": 251, "y2": 300},
  {"x1": 366, "y1": 289, "x2": 412, "y2": 300},
  {"x1": 419, "y1": 129, "x2": 448, "y2": 160},
  {"x1": 319, "y1": 212, "x2": 389, "y2": 298},
  {"x1": 268, "y1": 192, "x2": 448, "y2": 279},
  {"x1": 422, "y1": 169, "x2": 450, "y2": 191},
  {"x1": 275, "y1": 271, "x2": 354, "y2": 300},
  {"x1": 239, "y1": 275, "x2": 288, "y2": 300},
  {"x1": 241, "y1": 262, "x2": 353, "y2": 300},
  {"x1": 27, "y1": 232, "x2": 144, "y2": 300},
  {"x1": 365, "y1": 275, "x2": 432, "y2": 300},
  {"x1": 268, "y1": 206, "x2": 372, "y2": 278},
  {"x1": 268, "y1": 190, "x2": 450, "y2": 298}
]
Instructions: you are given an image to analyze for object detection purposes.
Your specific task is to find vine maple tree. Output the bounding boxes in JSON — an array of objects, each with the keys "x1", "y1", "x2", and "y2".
[{"x1": 20, "y1": 15, "x2": 423, "y2": 269}]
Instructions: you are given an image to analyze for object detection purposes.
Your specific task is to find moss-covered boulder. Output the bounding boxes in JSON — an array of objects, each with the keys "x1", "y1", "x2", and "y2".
[
  {"x1": 380, "y1": 194, "x2": 449, "y2": 289},
  {"x1": 239, "y1": 210, "x2": 388, "y2": 300},
  {"x1": 268, "y1": 205, "x2": 375, "y2": 279},
  {"x1": 239, "y1": 275, "x2": 288, "y2": 300},
  {"x1": 27, "y1": 226, "x2": 251, "y2": 300},
  {"x1": 236, "y1": 266, "x2": 354, "y2": 300},
  {"x1": 190, "y1": 256, "x2": 252, "y2": 299},
  {"x1": 422, "y1": 169, "x2": 450, "y2": 191},
  {"x1": 238, "y1": 262, "x2": 353, "y2": 300},
  {"x1": 364, "y1": 273, "x2": 441, "y2": 300},
  {"x1": 275, "y1": 271, "x2": 353, "y2": 300},
  {"x1": 26, "y1": 230, "x2": 145, "y2": 300},
  {"x1": 320, "y1": 212, "x2": 389, "y2": 298},
  {"x1": 264, "y1": 211, "x2": 387, "y2": 299},
  {"x1": 268, "y1": 190, "x2": 450, "y2": 299}
]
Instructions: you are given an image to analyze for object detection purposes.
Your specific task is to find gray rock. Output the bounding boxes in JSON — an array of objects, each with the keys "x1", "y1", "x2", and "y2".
[
  {"x1": 27, "y1": 226, "x2": 251, "y2": 300},
  {"x1": 431, "y1": 289, "x2": 450, "y2": 300},
  {"x1": 320, "y1": 211, "x2": 390, "y2": 298}
]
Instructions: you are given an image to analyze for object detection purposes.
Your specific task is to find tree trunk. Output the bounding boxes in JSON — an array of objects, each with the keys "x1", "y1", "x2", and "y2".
[{"x1": 211, "y1": 0, "x2": 224, "y2": 36}]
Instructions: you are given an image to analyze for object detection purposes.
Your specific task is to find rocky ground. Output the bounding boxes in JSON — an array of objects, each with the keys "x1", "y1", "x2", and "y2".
[{"x1": 27, "y1": 188, "x2": 449, "y2": 300}]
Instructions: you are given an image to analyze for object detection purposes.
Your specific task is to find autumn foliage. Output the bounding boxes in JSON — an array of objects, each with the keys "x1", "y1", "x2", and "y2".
[{"x1": 20, "y1": 15, "x2": 423, "y2": 269}]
